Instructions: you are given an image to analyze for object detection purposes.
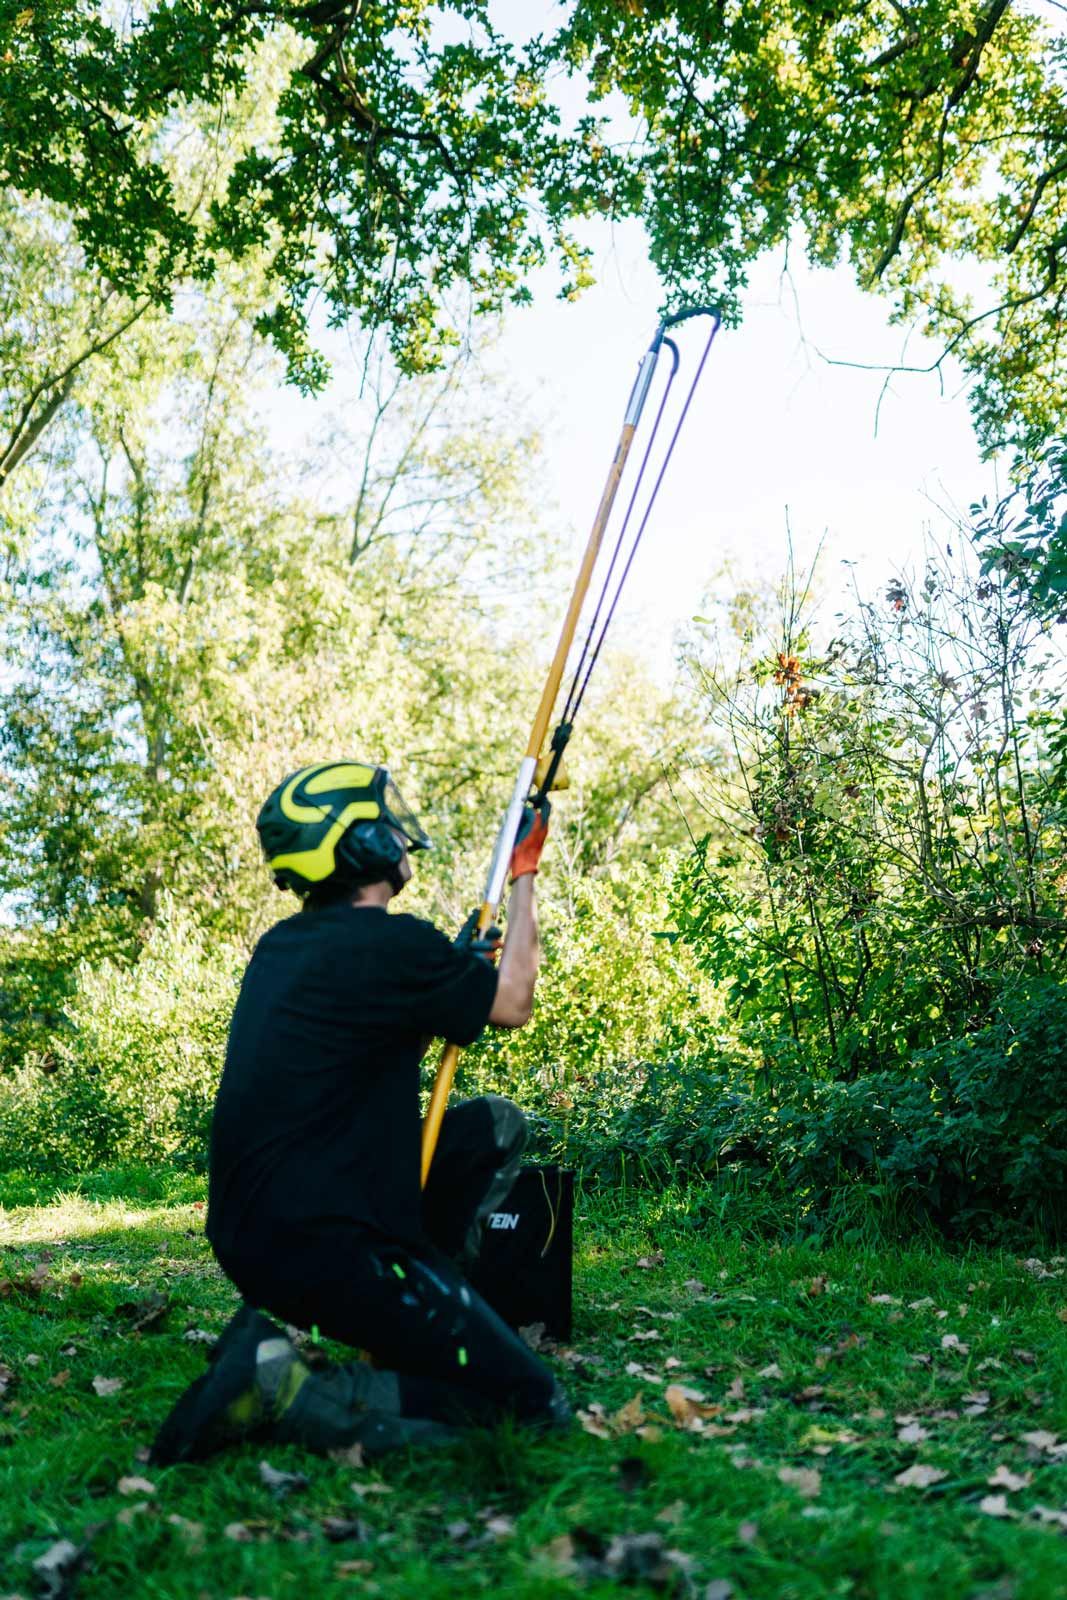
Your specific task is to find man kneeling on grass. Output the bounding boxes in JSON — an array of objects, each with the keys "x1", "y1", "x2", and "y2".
[{"x1": 151, "y1": 759, "x2": 569, "y2": 1465}]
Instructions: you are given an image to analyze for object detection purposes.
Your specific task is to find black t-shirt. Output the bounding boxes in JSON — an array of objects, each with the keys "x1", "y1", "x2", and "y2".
[{"x1": 206, "y1": 904, "x2": 497, "y2": 1264}]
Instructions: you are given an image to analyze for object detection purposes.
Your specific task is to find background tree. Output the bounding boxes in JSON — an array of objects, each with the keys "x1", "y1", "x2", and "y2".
[{"x1": 2, "y1": 1, "x2": 1065, "y2": 449}]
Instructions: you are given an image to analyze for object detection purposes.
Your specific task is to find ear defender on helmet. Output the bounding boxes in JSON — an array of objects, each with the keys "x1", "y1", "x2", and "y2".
[{"x1": 256, "y1": 761, "x2": 431, "y2": 897}]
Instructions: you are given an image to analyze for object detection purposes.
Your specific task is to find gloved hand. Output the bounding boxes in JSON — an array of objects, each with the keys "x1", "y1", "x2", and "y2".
[
  {"x1": 510, "y1": 797, "x2": 551, "y2": 881},
  {"x1": 454, "y1": 908, "x2": 503, "y2": 964}
]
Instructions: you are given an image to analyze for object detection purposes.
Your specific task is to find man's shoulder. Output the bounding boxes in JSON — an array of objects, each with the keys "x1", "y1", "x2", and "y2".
[{"x1": 382, "y1": 911, "x2": 449, "y2": 951}]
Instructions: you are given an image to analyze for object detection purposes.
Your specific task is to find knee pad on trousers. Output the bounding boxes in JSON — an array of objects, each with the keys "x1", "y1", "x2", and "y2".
[{"x1": 481, "y1": 1094, "x2": 528, "y2": 1160}]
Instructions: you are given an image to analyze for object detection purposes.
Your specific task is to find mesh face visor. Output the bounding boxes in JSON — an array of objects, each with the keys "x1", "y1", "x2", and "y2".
[{"x1": 381, "y1": 776, "x2": 432, "y2": 851}]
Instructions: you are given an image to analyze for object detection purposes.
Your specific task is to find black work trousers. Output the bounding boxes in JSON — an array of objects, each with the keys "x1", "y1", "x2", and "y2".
[{"x1": 222, "y1": 1095, "x2": 562, "y2": 1429}]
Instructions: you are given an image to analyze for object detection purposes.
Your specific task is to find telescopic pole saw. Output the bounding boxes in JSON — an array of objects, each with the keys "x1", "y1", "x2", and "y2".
[{"x1": 420, "y1": 306, "x2": 721, "y2": 1186}]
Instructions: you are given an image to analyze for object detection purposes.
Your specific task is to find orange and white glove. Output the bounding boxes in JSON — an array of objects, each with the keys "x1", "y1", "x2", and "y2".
[{"x1": 510, "y1": 798, "x2": 551, "y2": 881}]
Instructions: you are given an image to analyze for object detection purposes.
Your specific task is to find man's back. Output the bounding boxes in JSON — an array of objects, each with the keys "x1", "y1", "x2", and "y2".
[{"x1": 206, "y1": 904, "x2": 496, "y2": 1264}]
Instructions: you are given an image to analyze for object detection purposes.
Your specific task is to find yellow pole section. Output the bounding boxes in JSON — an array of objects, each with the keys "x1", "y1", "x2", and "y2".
[
  {"x1": 522, "y1": 421, "x2": 636, "y2": 762},
  {"x1": 420, "y1": 417, "x2": 642, "y2": 1187}
]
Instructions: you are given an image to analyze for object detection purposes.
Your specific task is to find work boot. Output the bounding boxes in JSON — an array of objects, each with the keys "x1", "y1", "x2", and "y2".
[
  {"x1": 152, "y1": 1305, "x2": 460, "y2": 1464},
  {"x1": 150, "y1": 1304, "x2": 301, "y2": 1465}
]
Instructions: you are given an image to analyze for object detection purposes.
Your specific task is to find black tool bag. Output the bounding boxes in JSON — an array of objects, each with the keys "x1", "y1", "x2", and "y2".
[{"x1": 469, "y1": 1164, "x2": 574, "y2": 1341}]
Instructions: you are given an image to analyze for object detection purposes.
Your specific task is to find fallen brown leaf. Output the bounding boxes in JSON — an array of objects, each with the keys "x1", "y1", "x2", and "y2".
[
  {"x1": 894, "y1": 1464, "x2": 947, "y2": 1489},
  {"x1": 988, "y1": 1466, "x2": 1032, "y2": 1492},
  {"x1": 978, "y1": 1495, "x2": 1015, "y2": 1519},
  {"x1": 258, "y1": 1460, "x2": 308, "y2": 1498},
  {"x1": 665, "y1": 1384, "x2": 722, "y2": 1431},
  {"x1": 32, "y1": 1536, "x2": 90, "y2": 1599},
  {"x1": 612, "y1": 1394, "x2": 646, "y2": 1432},
  {"x1": 114, "y1": 1291, "x2": 169, "y2": 1334},
  {"x1": 1021, "y1": 1429, "x2": 1059, "y2": 1453},
  {"x1": 166, "y1": 1514, "x2": 205, "y2": 1552},
  {"x1": 322, "y1": 1516, "x2": 371, "y2": 1543},
  {"x1": 778, "y1": 1466, "x2": 821, "y2": 1498},
  {"x1": 115, "y1": 1501, "x2": 150, "y2": 1526},
  {"x1": 1031, "y1": 1505, "x2": 1067, "y2": 1530},
  {"x1": 91, "y1": 1376, "x2": 123, "y2": 1397},
  {"x1": 117, "y1": 1475, "x2": 156, "y2": 1497}
]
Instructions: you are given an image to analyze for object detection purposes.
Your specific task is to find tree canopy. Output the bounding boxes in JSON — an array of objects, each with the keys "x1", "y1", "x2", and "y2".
[{"x1": 2, "y1": 1, "x2": 1065, "y2": 449}]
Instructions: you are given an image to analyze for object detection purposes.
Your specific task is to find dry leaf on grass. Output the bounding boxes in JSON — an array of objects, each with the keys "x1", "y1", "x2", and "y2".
[
  {"x1": 322, "y1": 1517, "x2": 372, "y2": 1544},
  {"x1": 351, "y1": 1480, "x2": 392, "y2": 1498},
  {"x1": 518, "y1": 1322, "x2": 547, "y2": 1351},
  {"x1": 483, "y1": 1514, "x2": 516, "y2": 1539},
  {"x1": 535, "y1": 1528, "x2": 691, "y2": 1588},
  {"x1": 635, "y1": 1252, "x2": 665, "y2": 1270},
  {"x1": 117, "y1": 1475, "x2": 156, "y2": 1497},
  {"x1": 115, "y1": 1501, "x2": 150, "y2": 1526},
  {"x1": 988, "y1": 1466, "x2": 1032, "y2": 1492},
  {"x1": 182, "y1": 1328, "x2": 216, "y2": 1346},
  {"x1": 32, "y1": 1536, "x2": 91, "y2": 1600},
  {"x1": 613, "y1": 1393, "x2": 646, "y2": 1428},
  {"x1": 894, "y1": 1465, "x2": 947, "y2": 1489},
  {"x1": 978, "y1": 1495, "x2": 1016, "y2": 1519},
  {"x1": 737, "y1": 1520, "x2": 759, "y2": 1545},
  {"x1": 224, "y1": 1522, "x2": 254, "y2": 1542},
  {"x1": 1021, "y1": 1430, "x2": 1060, "y2": 1453},
  {"x1": 166, "y1": 1515, "x2": 205, "y2": 1552},
  {"x1": 758, "y1": 1363, "x2": 782, "y2": 1380},
  {"x1": 778, "y1": 1466, "x2": 822, "y2": 1498},
  {"x1": 896, "y1": 1422, "x2": 930, "y2": 1445},
  {"x1": 665, "y1": 1384, "x2": 722, "y2": 1432},
  {"x1": 328, "y1": 1442, "x2": 366, "y2": 1469},
  {"x1": 940, "y1": 1334, "x2": 969, "y2": 1354},
  {"x1": 335, "y1": 1558, "x2": 375, "y2": 1576},
  {"x1": 113, "y1": 1291, "x2": 169, "y2": 1333},
  {"x1": 1031, "y1": 1505, "x2": 1067, "y2": 1530},
  {"x1": 91, "y1": 1376, "x2": 123, "y2": 1397},
  {"x1": 258, "y1": 1460, "x2": 308, "y2": 1498}
]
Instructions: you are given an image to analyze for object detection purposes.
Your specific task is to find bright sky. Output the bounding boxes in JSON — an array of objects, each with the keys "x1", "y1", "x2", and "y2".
[
  {"x1": 278, "y1": 212, "x2": 998, "y2": 679},
  {"x1": 490, "y1": 217, "x2": 998, "y2": 663}
]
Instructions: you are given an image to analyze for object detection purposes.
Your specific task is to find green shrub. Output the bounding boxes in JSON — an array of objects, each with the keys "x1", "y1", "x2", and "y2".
[
  {"x1": 527, "y1": 979, "x2": 1067, "y2": 1242},
  {"x1": 0, "y1": 909, "x2": 240, "y2": 1174},
  {"x1": 459, "y1": 861, "x2": 724, "y2": 1117}
]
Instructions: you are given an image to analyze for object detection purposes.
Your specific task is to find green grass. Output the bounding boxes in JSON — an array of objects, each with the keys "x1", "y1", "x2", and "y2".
[{"x1": 2, "y1": 1172, "x2": 1067, "y2": 1598}]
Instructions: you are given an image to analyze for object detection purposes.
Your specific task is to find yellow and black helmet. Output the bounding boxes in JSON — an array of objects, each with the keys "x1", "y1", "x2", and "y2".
[{"x1": 257, "y1": 760, "x2": 432, "y2": 896}]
